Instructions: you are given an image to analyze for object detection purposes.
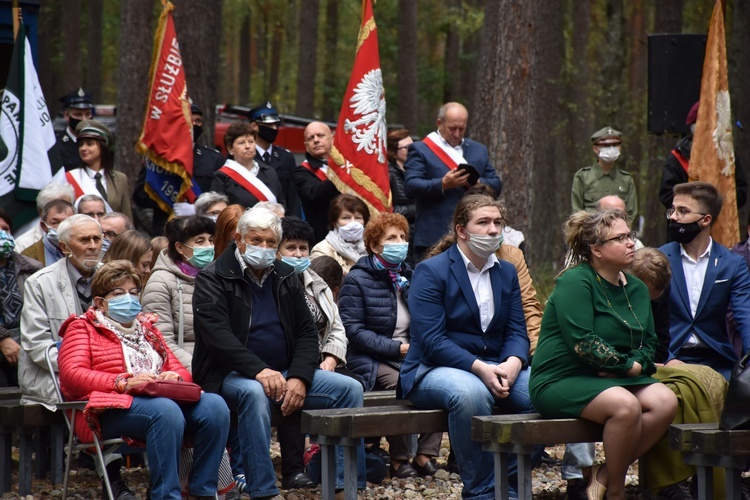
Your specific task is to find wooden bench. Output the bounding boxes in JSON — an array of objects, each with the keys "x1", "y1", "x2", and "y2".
[
  {"x1": 471, "y1": 414, "x2": 604, "y2": 500},
  {"x1": 670, "y1": 423, "x2": 750, "y2": 500},
  {"x1": 0, "y1": 387, "x2": 22, "y2": 401},
  {"x1": 0, "y1": 401, "x2": 65, "y2": 495},
  {"x1": 301, "y1": 404, "x2": 451, "y2": 500}
]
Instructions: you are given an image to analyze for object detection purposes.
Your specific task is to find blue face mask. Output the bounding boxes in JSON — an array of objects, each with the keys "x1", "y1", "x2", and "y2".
[
  {"x1": 380, "y1": 242, "x2": 409, "y2": 265},
  {"x1": 242, "y1": 244, "x2": 276, "y2": 269},
  {"x1": 101, "y1": 237, "x2": 112, "y2": 254},
  {"x1": 105, "y1": 294, "x2": 142, "y2": 324},
  {"x1": 281, "y1": 256, "x2": 311, "y2": 274},
  {"x1": 187, "y1": 245, "x2": 215, "y2": 269},
  {"x1": 43, "y1": 223, "x2": 60, "y2": 248},
  {"x1": 0, "y1": 230, "x2": 15, "y2": 258}
]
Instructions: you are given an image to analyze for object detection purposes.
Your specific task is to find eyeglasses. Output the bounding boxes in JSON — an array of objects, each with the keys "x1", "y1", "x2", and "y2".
[
  {"x1": 602, "y1": 231, "x2": 637, "y2": 245},
  {"x1": 104, "y1": 287, "x2": 141, "y2": 297},
  {"x1": 666, "y1": 207, "x2": 707, "y2": 221},
  {"x1": 397, "y1": 145, "x2": 410, "y2": 150},
  {"x1": 103, "y1": 231, "x2": 119, "y2": 241}
]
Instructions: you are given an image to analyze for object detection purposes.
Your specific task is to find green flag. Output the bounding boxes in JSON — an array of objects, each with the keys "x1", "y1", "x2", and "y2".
[{"x1": 0, "y1": 24, "x2": 63, "y2": 228}]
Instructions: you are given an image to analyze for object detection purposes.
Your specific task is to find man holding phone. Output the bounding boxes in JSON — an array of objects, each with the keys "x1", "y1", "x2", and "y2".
[{"x1": 404, "y1": 102, "x2": 502, "y2": 259}]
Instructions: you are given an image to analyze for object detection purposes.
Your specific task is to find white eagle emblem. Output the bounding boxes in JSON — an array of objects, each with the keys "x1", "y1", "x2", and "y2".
[
  {"x1": 344, "y1": 69, "x2": 386, "y2": 164},
  {"x1": 714, "y1": 90, "x2": 735, "y2": 177}
]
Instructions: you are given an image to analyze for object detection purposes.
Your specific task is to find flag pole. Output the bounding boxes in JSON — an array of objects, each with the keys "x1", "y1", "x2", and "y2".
[{"x1": 12, "y1": 0, "x2": 20, "y2": 39}]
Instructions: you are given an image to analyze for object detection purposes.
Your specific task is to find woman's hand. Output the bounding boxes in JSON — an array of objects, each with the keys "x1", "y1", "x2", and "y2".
[
  {"x1": 125, "y1": 373, "x2": 157, "y2": 391},
  {"x1": 626, "y1": 362, "x2": 642, "y2": 377},
  {"x1": 399, "y1": 343, "x2": 410, "y2": 358},
  {"x1": 157, "y1": 371, "x2": 181, "y2": 381},
  {"x1": 320, "y1": 355, "x2": 338, "y2": 371}
]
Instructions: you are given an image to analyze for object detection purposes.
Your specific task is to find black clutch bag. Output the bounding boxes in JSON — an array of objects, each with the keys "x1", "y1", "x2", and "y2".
[{"x1": 719, "y1": 353, "x2": 750, "y2": 430}]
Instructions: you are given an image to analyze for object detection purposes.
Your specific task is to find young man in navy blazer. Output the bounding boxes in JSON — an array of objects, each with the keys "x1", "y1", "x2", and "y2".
[{"x1": 659, "y1": 181, "x2": 750, "y2": 379}]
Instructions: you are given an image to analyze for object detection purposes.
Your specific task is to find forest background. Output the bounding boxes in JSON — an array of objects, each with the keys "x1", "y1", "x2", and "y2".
[{"x1": 31, "y1": 0, "x2": 750, "y2": 274}]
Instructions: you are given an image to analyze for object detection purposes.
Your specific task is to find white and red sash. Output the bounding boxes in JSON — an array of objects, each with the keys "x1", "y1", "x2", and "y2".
[
  {"x1": 65, "y1": 168, "x2": 114, "y2": 212},
  {"x1": 219, "y1": 159, "x2": 277, "y2": 203},
  {"x1": 422, "y1": 131, "x2": 467, "y2": 172},
  {"x1": 300, "y1": 160, "x2": 329, "y2": 182}
]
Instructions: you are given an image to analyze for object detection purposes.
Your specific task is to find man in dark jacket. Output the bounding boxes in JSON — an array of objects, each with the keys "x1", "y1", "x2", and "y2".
[{"x1": 192, "y1": 206, "x2": 364, "y2": 499}]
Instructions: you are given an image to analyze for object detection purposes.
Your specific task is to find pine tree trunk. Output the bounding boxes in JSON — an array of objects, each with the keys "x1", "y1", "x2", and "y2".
[
  {"x1": 239, "y1": 13, "x2": 251, "y2": 102},
  {"x1": 86, "y1": 0, "x2": 104, "y2": 101},
  {"x1": 115, "y1": 0, "x2": 153, "y2": 185},
  {"x1": 321, "y1": 0, "x2": 339, "y2": 121},
  {"x1": 61, "y1": 0, "x2": 82, "y2": 93},
  {"x1": 295, "y1": 0, "x2": 320, "y2": 116},
  {"x1": 396, "y1": 0, "x2": 417, "y2": 132}
]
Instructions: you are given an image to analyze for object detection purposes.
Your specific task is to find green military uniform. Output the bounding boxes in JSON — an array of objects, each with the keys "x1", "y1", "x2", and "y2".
[
  {"x1": 571, "y1": 125, "x2": 638, "y2": 220},
  {"x1": 571, "y1": 162, "x2": 638, "y2": 220}
]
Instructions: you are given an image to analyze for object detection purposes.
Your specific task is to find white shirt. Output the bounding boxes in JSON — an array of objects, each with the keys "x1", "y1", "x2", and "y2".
[
  {"x1": 84, "y1": 166, "x2": 107, "y2": 190},
  {"x1": 680, "y1": 237, "x2": 712, "y2": 346},
  {"x1": 457, "y1": 245, "x2": 497, "y2": 332},
  {"x1": 256, "y1": 144, "x2": 272, "y2": 159}
]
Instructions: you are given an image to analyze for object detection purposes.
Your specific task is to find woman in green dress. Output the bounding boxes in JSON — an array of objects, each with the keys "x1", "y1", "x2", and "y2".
[{"x1": 530, "y1": 210, "x2": 678, "y2": 500}]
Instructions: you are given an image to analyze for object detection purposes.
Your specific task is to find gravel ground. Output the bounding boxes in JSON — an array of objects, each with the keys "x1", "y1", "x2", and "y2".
[{"x1": 0, "y1": 440, "x2": 653, "y2": 499}]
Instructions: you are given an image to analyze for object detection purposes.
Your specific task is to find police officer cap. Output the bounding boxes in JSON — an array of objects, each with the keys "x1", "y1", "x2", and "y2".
[
  {"x1": 590, "y1": 126, "x2": 622, "y2": 145},
  {"x1": 75, "y1": 119, "x2": 112, "y2": 146},
  {"x1": 190, "y1": 103, "x2": 203, "y2": 115},
  {"x1": 59, "y1": 88, "x2": 94, "y2": 110},
  {"x1": 247, "y1": 101, "x2": 281, "y2": 124}
]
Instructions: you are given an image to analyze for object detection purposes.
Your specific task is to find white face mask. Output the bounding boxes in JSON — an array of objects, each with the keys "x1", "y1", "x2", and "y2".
[
  {"x1": 597, "y1": 146, "x2": 621, "y2": 163},
  {"x1": 338, "y1": 221, "x2": 364, "y2": 242},
  {"x1": 465, "y1": 231, "x2": 503, "y2": 260},
  {"x1": 690, "y1": 124, "x2": 696, "y2": 135}
]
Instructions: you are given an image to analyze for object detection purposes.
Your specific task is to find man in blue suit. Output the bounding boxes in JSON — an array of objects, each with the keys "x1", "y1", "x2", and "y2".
[
  {"x1": 404, "y1": 102, "x2": 502, "y2": 257},
  {"x1": 660, "y1": 181, "x2": 750, "y2": 380}
]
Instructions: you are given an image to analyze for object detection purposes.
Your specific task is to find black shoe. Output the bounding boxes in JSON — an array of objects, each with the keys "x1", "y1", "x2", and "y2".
[
  {"x1": 446, "y1": 451, "x2": 459, "y2": 474},
  {"x1": 657, "y1": 479, "x2": 696, "y2": 500},
  {"x1": 282, "y1": 471, "x2": 317, "y2": 489},
  {"x1": 368, "y1": 446, "x2": 391, "y2": 468},
  {"x1": 412, "y1": 458, "x2": 440, "y2": 477},
  {"x1": 102, "y1": 479, "x2": 137, "y2": 500},
  {"x1": 540, "y1": 451, "x2": 562, "y2": 467},
  {"x1": 565, "y1": 478, "x2": 588, "y2": 500},
  {"x1": 389, "y1": 461, "x2": 419, "y2": 479}
]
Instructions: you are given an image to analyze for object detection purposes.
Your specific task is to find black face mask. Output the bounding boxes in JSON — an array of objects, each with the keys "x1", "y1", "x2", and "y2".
[
  {"x1": 668, "y1": 219, "x2": 704, "y2": 244},
  {"x1": 257, "y1": 125, "x2": 278, "y2": 144},
  {"x1": 69, "y1": 117, "x2": 81, "y2": 133},
  {"x1": 193, "y1": 125, "x2": 203, "y2": 142}
]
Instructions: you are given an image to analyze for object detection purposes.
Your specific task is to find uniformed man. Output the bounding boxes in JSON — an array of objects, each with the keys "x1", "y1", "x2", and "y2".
[
  {"x1": 132, "y1": 103, "x2": 224, "y2": 235},
  {"x1": 56, "y1": 88, "x2": 94, "y2": 171},
  {"x1": 247, "y1": 101, "x2": 302, "y2": 217},
  {"x1": 571, "y1": 126, "x2": 638, "y2": 221}
]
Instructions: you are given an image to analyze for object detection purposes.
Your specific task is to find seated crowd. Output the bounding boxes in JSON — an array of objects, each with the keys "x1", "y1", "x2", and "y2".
[{"x1": 4, "y1": 98, "x2": 748, "y2": 500}]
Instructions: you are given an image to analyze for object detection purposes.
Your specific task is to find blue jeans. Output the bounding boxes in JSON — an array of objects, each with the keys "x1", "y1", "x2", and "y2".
[
  {"x1": 99, "y1": 394, "x2": 229, "y2": 499},
  {"x1": 220, "y1": 369, "x2": 367, "y2": 497},
  {"x1": 408, "y1": 366, "x2": 536, "y2": 500}
]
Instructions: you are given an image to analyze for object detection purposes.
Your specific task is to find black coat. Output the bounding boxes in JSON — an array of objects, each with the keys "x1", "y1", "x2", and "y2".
[
  {"x1": 192, "y1": 243, "x2": 320, "y2": 393},
  {"x1": 294, "y1": 153, "x2": 340, "y2": 243},
  {"x1": 210, "y1": 161, "x2": 286, "y2": 209},
  {"x1": 56, "y1": 129, "x2": 84, "y2": 171},
  {"x1": 338, "y1": 256, "x2": 412, "y2": 391},
  {"x1": 388, "y1": 162, "x2": 416, "y2": 224},
  {"x1": 255, "y1": 146, "x2": 302, "y2": 217}
]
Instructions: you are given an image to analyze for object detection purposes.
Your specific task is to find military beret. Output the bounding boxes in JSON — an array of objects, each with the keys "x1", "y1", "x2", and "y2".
[
  {"x1": 247, "y1": 101, "x2": 281, "y2": 124},
  {"x1": 590, "y1": 126, "x2": 622, "y2": 144},
  {"x1": 59, "y1": 88, "x2": 94, "y2": 110},
  {"x1": 685, "y1": 101, "x2": 700, "y2": 126},
  {"x1": 75, "y1": 119, "x2": 112, "y2": 146}
]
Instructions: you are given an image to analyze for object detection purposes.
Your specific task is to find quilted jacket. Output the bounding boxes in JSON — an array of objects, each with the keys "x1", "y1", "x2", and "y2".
[
  {"x1": 57, "y1": 308, "x2": 190, "y2": 442},
  {"x1": 338, "y1": 256, "x2": 412, "y2": 391}
]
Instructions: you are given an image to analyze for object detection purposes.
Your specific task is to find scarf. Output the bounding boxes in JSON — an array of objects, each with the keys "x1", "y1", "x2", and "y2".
[
  {"x1": 373, "y1": 254, "x2": 409, "y2": 292},
  {"x1": 324, "y1": 229, "x2": 367, "y2": 264},
  {"x1": 0, "y1": 256, "x2": 23, "y2": 328},
  {"x1": 95, "y1": 309, "x2": 163, "y2": 376},
  {"x1": 176, "y1": 260, "x2": 201, "y2": 278}
]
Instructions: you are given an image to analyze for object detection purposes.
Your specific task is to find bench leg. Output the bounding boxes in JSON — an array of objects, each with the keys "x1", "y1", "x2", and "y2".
[
  {"x1": 695, "y1": 465, "x2": 713, "y2": 500},
  {"x1": 494, "y1": 451, "x2": 510, "y2": 500},
  {"x1": 726, "y1": 467, "x2": 743, "y2": 500},
  {"x1": 343, "y1": 444, "x2": 358, "y2": 500},
  {"x1": 516, "y1": 447, "x2": 534, "y2": 500},
  {"x1": 320, "y1": 443, "x2": 336, "y2": 500},
  {"x1": 50, "y1": 424, "x2": 64, "y2": 485},
  {"x1": 18, "y1": 428, "x2": 34, "y2": 496},
  {"x1": 0, "y1": 426, "x2": 11, "y2": 493},
  {"x1": 34, "y1": 426, "x2": 51, "y2": 480}
]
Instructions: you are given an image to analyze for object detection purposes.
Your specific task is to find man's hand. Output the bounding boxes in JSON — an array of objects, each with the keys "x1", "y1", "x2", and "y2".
[
  {"x1": 665, "y1": 359, "x2": 685, "y2": 368},
  {"x1": 256, "y1": 368, "x2": 287, "y2": 402},
  {"x1": 0, "y1": 338, "x2": 20, "y2": 366},
  {"x1": 157, "y1": 371, "x2": 181, "y2": 381},
  {"x1": 496, "y1": 357, "x2": 523, "y2": 388},
  {"x1": 320, "y1": 355, "x2": 338, "y2": 371},
  {"x1": 281, "y1": 377, "x2": 307, "y2": 417},
  {"x1": 441, "y1": 169, "x2": 471, "y2": 190},
  {"x1": 399, "y1": 343, "x2": 410, "y2": 358},
  {"x1": 125, "y1": 373, "x2": 157, "y2": 391}
]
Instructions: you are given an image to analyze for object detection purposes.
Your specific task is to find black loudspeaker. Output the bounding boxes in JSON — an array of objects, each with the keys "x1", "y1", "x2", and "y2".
[{"x1": 648, "y1": 34, "x2": 707, "y2": 135}]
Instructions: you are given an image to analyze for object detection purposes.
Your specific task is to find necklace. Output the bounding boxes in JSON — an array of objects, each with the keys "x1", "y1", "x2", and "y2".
[{"x1": 595, "y1": 272, "x2": 645, "y2": 350}]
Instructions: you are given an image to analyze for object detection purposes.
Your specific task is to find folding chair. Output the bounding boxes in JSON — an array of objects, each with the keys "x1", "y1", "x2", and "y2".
[{"x1": 45, "y1": 343, "x2": 128, "y2": 500}]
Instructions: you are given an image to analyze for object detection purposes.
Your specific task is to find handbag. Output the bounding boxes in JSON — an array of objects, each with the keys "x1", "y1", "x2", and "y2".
[
  {"x1": 128, "y1": 379, "x2": 202, "y2": 405},
  {"x1": 719, "y1": 352, "x2": 750, "y2": 430}
]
